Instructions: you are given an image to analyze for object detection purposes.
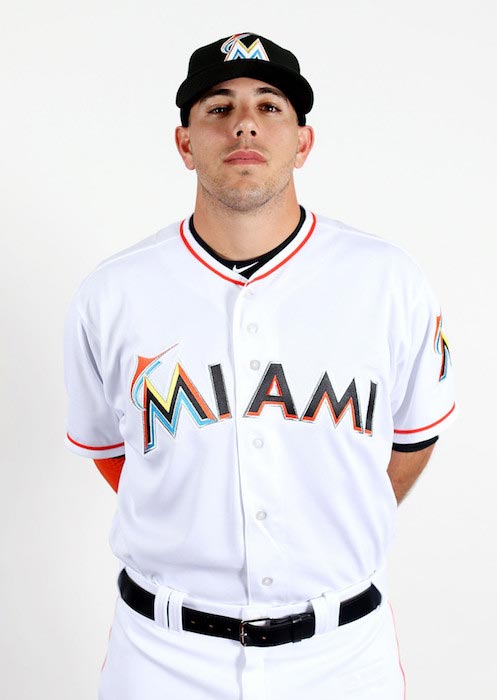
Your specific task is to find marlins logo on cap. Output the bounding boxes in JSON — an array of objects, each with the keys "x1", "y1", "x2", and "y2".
[{"x1": 221, "y1": 34, "x2": 270, "y2": 62}]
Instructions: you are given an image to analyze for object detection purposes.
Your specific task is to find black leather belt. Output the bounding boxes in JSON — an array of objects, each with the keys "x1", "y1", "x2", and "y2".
[{"x1": 118, "y1": 569, "x2": 382, "y2": 647}]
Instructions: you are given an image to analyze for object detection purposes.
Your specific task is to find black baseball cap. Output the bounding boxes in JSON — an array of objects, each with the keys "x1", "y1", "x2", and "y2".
[{"x1": 176, "y1": 33, "x2": 314, "y2": 126}]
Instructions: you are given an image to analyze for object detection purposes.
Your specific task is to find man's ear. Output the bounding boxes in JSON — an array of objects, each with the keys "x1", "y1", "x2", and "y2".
[
  {"x1": 175, "y1": 126, "x2": 195, "y2": 171},
  {"x1": 295, "y1": 125, "x2": 315, "y2": 169}
]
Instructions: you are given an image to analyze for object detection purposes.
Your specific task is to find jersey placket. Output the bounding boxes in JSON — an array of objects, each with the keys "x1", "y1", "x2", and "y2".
[{"x1": 231, "y1": 280, "x2": 287, "y2": 605}]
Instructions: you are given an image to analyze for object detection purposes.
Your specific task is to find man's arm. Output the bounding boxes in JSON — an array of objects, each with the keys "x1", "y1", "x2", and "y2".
[{"x1": 387, "y1": 444, "x2": 436, "y2": 505}]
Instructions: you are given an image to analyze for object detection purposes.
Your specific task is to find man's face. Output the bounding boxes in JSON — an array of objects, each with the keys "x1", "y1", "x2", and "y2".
[{"x1": 175, "y1": 77, "x2": 314, "y2": 212}]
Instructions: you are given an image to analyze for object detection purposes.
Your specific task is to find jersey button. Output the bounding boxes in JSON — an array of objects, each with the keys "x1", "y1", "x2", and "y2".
[
  {"x1": 247, "y1": 323, "x2": 258, "y2": 334},
  {"x1": 253, "y1": 438, "x2": 264, "y2": 449},
  {"x1": 261, "y1": 577, "x2": 273, "y2": 586},
  {"x1": 256, "y1": 511, "x2": 267, "y2": 521},
  {"x1": 250, "y1": 359, "x2": 261, "y2": 371}
]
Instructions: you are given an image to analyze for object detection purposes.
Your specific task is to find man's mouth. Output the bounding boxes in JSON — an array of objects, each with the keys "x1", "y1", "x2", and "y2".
[{"x1": 224, "y1": 150, "x2": 266, "y2": 164}]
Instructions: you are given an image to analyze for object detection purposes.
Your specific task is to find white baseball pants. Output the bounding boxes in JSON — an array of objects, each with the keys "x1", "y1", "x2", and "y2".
[{"x1": 99, "y1": 571, "x2": 406, "y2": 700}]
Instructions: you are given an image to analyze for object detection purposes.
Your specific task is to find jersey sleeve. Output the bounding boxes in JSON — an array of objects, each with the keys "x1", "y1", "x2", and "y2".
[
  {"x1": 391, "y1": 273, "x2": 456, "y2": 445},
  {"x1": 64, "y1": 296, "x2": 125, "y2": 458}
]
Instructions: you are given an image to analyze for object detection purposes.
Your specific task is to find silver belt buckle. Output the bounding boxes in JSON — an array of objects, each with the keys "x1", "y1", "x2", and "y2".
[{"x1": 239, "y1": 617, "x2": 271, "y2": 646}]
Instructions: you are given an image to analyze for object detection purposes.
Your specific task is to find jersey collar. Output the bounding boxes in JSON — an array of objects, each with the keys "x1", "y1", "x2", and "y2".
[{"x1": 179, "y1": 209, "x2": 317, "y2": 286}]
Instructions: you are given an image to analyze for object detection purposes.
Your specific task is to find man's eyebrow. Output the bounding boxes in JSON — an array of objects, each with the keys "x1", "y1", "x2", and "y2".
[
  {"x1": 199, "y1": 88, "x2": 234, "y2": 103},
  {"x1": 198, "y1": 86, "x2": 289, "y2": 103},
  {"x1": 255, "y1": 87, "x2": 288, "y2": 101}
]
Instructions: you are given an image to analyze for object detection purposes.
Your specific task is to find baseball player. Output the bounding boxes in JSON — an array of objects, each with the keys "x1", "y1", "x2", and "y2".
[{"x1": 64, "y1": 32, "x2": 456, "y2": 700}]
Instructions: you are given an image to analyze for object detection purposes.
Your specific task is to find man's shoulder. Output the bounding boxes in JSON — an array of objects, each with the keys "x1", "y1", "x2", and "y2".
[
  {"x1": 312, "y1": 212, "x2": 424, "y2": 273},
  {"x1": 314, "y1": 212, "x2": 403, "y2": 251},
  {"x1": 96, "y1": 220, "x2": 182, "y2": 272},
  {"x1": 73, "y1": 220, "x2": 183, "y2": 299}
]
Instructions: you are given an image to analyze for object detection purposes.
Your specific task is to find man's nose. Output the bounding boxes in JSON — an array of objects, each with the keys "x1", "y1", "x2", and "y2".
[
  {"x1": 235, "y1": 126, "x2": 257, "y2": 137},
  {"x1": 232, "y1": 109, "x2": 258, "y2": 138}
]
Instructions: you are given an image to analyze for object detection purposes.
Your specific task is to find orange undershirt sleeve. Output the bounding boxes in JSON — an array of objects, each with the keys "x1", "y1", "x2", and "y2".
[{"x1": 93, "y1": 455, "x2": 125, "y2": 492}]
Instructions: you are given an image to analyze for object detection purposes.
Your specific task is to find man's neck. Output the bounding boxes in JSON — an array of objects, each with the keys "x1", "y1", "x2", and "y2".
[{"x1": 191, "y1": 186, "x2": 302, "y2": 260}]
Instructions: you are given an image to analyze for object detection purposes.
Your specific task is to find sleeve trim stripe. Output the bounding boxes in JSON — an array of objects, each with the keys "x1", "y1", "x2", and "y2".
[
  {"x1": 67, "y1": 433, "x2": 125, "y2": 451},
  {"x1": 393, "y1": 402, "x2": 456, "y2": 435}
]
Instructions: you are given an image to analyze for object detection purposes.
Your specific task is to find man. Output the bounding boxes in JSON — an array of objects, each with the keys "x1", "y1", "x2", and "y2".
[{"x1": 64, "y1": 32, "x2": 456, "y2": 699}]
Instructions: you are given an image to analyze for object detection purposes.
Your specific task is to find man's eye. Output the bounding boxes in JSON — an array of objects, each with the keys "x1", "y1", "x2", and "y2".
[
  {"x1": 208, "y1": 106, "x2": 231, "y2": 115},
  {"x1": 260, "y1": 103, "x2": 281, "y2": 113}
]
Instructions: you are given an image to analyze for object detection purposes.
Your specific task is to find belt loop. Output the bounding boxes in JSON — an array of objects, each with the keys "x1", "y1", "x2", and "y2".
[
  {"x1": 153, "y1": 586, "x2": 171, "y2": 629},
  {"x1": 167, "y1": 588, "x2": 186, "y2": 632},
  {"x1": 310, "y1": 590, "x2": 340, "y2": 635},
  {"x1": 153, "y1": 586, "x2": 185, "y2": 631}
]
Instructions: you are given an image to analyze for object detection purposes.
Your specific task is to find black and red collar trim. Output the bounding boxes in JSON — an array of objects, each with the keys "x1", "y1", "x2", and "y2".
[{"x1": 179, "y1": 210, "x2": 317, "y2": 286}]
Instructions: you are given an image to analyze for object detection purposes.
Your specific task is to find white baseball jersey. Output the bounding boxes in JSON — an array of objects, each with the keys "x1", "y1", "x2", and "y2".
[{"x1": 64, "y1": 209, "x2": 455, "y2": 606}]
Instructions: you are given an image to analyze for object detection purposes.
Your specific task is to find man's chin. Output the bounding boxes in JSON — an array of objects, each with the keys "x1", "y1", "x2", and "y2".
[{"x1": 214, "y1": 180, "x2": 292, "y2": 212}]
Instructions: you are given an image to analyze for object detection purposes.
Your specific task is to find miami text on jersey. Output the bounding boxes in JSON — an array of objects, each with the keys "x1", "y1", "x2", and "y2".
[{"x1": 130, "y1": 348, "x2": 378, "y2": 453}]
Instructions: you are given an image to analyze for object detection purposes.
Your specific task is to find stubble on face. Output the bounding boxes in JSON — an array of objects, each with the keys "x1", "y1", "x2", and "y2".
[{"x1": 192, "y1": 149, "x2": 298, "y2": 213}]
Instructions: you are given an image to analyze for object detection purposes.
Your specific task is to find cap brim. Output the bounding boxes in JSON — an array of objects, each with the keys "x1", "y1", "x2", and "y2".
[{"x1": 176, "y1": 59, "x2": 313, "y2": 117}]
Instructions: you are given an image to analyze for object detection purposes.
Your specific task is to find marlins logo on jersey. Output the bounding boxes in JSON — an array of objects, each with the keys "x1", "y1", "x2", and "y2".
[
  {"x1": 221, "y1": 33, "x2": 269, "y2": 62},
  {"x1": 434, "y1": 314, "x2": 451, "y2": 381}
]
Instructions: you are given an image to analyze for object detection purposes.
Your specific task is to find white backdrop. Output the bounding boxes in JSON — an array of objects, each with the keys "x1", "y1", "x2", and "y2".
[{"x1": 1, "y1": 1, "x2": 495, "y2": 698}]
